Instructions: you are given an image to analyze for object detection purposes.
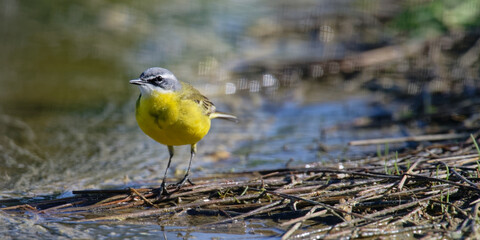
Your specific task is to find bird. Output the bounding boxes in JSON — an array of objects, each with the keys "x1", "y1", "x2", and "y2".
[{"x1": 130, "y1": 67, "x2": 237, "y2": 196}]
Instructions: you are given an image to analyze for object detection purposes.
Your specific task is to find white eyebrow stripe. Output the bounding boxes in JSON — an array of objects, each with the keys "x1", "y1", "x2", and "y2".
[{"x1": 143, "y1": 76, "x2": 158, "y2": 81}]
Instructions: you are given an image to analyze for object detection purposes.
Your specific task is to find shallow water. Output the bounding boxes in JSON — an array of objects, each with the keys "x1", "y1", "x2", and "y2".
[{"x1": 0, "y1": 1, "x2": 405, "y2": 238}]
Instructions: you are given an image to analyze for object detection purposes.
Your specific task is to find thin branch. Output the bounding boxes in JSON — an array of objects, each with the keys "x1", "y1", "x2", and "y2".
[{"x1": 349, "y1": 133, "x2": 469, "y2": 146}]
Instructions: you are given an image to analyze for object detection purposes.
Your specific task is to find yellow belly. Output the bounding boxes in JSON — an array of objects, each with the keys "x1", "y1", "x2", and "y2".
[{"x1": 135, "y1": 92, "x2": 211, "y2": 146}]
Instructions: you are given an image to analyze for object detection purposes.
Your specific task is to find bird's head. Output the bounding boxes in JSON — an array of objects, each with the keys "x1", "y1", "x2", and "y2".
[{"x1": 130, "y1": 67, "x2": 182, "y2": 96}]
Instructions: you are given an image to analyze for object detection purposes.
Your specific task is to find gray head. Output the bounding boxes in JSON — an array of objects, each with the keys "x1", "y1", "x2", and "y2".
[{"x1": 129, "y1": 67, "x2": 182, "y2": 96}]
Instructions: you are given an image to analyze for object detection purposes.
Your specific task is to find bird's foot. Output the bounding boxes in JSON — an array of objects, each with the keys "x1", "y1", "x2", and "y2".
[
  {"x1": 153, "y1": 181, "x2": 170, "y2": 200},
  {"x1": 176, "y1": 175, "x2": 195, "y2": 190}
]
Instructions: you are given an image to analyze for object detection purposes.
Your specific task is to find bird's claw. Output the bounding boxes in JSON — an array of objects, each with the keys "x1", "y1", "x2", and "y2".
[
  {"x1": 176, "y1": 175, "x2": 195, "y2": 189},
  {"x1": 153, "y1": 182, "x2": 170, "y2": 200}
]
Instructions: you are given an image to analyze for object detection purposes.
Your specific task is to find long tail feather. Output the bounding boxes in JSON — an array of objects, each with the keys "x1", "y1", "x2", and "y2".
[{"x1": 210, "y1": 111, "x2": 238, "y2": 123}]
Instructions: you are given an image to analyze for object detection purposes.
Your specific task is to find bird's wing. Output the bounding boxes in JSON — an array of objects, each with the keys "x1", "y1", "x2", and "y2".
[
  {"x1": 181, "y1": 83, "x2": 216, "y2": 116},
  {"x1": 181, "y1": 82, "x2": 238, "y2": 122},
  {"x1": 195, "y1": 96, "x2": 216, "y2": 116}
]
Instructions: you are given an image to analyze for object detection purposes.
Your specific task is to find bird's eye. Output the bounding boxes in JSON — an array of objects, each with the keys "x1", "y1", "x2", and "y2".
[
  {"x1": 147, "y1": 76, "x2": 163, "y2": 85},
  {"x1": 149, "y1": 76, "x2": 163, "y2": 84}
]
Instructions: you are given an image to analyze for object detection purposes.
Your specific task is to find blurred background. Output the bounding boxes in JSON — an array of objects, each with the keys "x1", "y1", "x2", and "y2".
[{"x1": 1, "y1": 0, "x2": 480, "y2": 236}]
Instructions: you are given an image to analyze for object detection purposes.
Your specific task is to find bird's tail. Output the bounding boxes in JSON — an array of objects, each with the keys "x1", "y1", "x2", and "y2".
[{"x1": 210, "y1": 111, "x2": 238, "y2": 123}]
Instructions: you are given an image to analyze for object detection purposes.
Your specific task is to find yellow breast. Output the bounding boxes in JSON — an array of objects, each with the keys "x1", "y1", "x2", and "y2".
[{"x1": 135, "y1": 91, "x2": 211, "y2": 146}]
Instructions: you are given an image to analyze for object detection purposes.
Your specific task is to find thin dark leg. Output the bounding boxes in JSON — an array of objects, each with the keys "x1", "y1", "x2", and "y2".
[
  {"x1": 155, "y1": 145, "x2": 174, "y2": 197},
  {"x1": 177, "y1": 143, "x2": 196, "y2": 188}
]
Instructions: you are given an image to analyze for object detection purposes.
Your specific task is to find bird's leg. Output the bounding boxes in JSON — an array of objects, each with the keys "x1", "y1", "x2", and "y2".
[
  {"x1": 177, "y1": 143, "x2": 196, "y2": 188},
  {"x1": 155, "y1": 145, "x2": 174, "y2": 197}
]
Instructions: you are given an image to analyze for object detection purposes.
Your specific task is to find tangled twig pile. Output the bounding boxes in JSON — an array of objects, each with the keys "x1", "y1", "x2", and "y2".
[{"x1": 3, "y1": 134, "x2": 480, "y2": 239}]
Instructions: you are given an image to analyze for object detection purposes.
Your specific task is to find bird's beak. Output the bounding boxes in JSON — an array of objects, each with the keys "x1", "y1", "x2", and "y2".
[{"x1": 129, "y1": 79, "x2": 144, "y2": 85}]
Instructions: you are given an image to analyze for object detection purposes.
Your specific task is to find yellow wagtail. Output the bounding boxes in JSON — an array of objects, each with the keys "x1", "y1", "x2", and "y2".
[{"x1": 130, "y1": 67, "x2": 237, "y2": 195}]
